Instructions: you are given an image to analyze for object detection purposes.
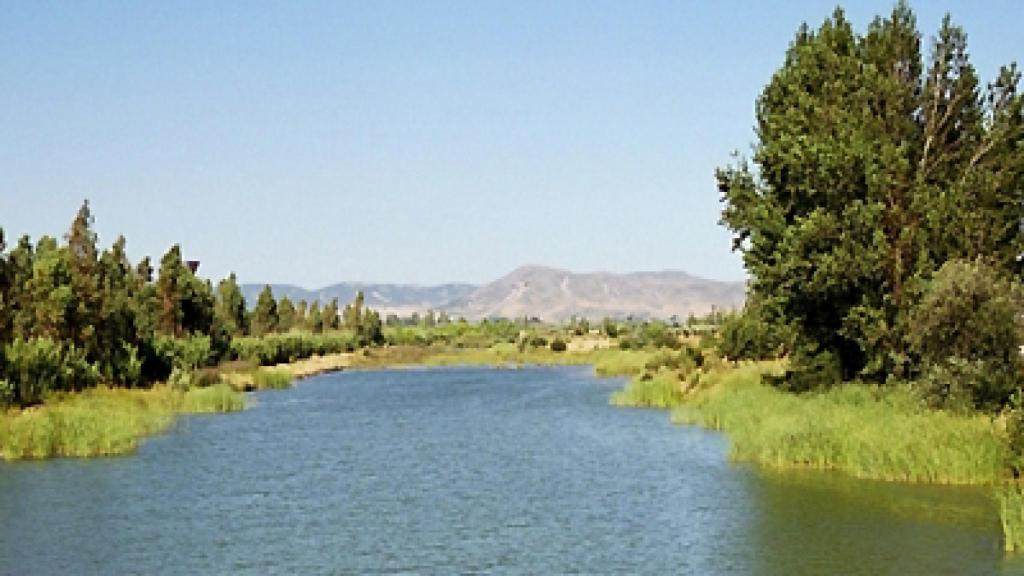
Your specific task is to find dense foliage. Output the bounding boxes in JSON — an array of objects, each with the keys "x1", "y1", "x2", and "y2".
[
  {"x1": 0, "y1": 203, "x2": 382, "y2": 407},
  {"x1": 717, "y1": 3, "x2": 1024, "y2": 407}
]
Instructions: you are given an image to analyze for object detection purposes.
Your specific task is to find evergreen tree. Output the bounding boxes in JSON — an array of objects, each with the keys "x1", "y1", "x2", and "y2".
[
  {"x1": 96, "y1": 235, "x2": 144, "y2": 384},
  {"x1": 156, "y1": 245, "x2": 186, "y2": 336},
  {"x1": 343, "y1": 291, "x2": 364, "y2": 331},
  {"x1": 308, "y1": 301, "x2": 323, "y2": 334},
  {"x1": 323, "y1": 298, "x2": 340, "y2": 330},
  {"x1": 132, "y1": 256, "x2": 159, "y2": 340},
  {"x1": 278, "y1": 296, "x2": 296, "y2": 332},
  {"x1": 8, "y1": 235, "x2": 35, "y2": 339},
  {"x1": 65, "y1": 200, "x2": 102, "y2": 357},
  {"x1": 0, "y1": 227, "x2": 9, "y2": 343},
  {"x1": 214, "y1": 273, "x2": 248, "y2": 336},
  {"x1": 250, "y1": 285, "x2": 278, "y2": 336}
]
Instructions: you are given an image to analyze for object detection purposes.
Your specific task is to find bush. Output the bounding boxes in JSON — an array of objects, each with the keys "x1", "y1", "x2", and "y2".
[
  {"x1": 230, "y1": 333, "x2": 355, "y2": 366},
  {"x1": 549, "y1": 338, "x2": 567, "y2": 352},
  {"x1": 153, "y1": 335, "x2": 214, "y2": 373},
  {"x1": 717, "y1": 300, "x2": 791, "y2": 361},
  {"x1": 907, "y1": 258, "x2": 1024, "y2": 409},
  {"x1": 3, "y1": 338, "x2": 98, "y2": 406}
]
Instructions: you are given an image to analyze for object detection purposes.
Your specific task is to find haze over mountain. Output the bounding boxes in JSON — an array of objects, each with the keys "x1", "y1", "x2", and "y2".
[{"x1": 242, "y1": 266, "x2": 745, "y2": 322}]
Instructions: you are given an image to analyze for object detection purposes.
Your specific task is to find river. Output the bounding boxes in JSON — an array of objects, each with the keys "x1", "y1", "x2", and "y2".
[{"x1": 1, "y1": 366, "x2": 1021, "y2": 574}]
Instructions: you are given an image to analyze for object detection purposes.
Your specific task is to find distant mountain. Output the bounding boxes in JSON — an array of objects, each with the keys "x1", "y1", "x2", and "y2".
[
  {"x1": 239, "y1": 282, "x2": 477, "y2": 315},
  {"x1": 242, "y1": 266, "x2": 745, "y2": 321},
  {"x1": 447, "y1": 265, "x2": 745, "y2": 321}
]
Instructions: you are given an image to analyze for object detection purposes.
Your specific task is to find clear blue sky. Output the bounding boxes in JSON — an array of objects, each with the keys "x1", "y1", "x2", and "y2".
[{"x1": 2, "y1": 1, "x2": 1021, "y2": 287}]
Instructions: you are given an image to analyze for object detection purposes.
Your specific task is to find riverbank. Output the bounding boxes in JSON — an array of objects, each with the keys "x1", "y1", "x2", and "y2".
[
  {"x1": 0, "y1": 351, "x2": 356, "y2": 461},
  {"x1": 607, "y1": 355, "x2": 1024, "y2": 551},
  {"x1": 0, "y1": 384, "x2": 244, "y2": 459}
]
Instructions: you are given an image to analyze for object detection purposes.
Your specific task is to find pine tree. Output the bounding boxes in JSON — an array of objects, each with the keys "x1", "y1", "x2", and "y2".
[
  {"x1": 250, "y1": 285, "x2": 278, "y2": 336},
  {"x1": 214, "y1": 273, "x2": 249, "y2": 336},
  {"x1": 278, "y1": 296, "x2": 296, "y2": 332},
  {"x1": 323, "y1": 298, "x2": 340, "y2": 330},
  {"x1": 156, "y1": 245, "x2": 186, "y2": 336},
  {"x1": 308, "y1": 301, "x2": 323, "y2": 334},
  {"x1": 65, "y1": 200, "x2": 102, "y2": 357}
]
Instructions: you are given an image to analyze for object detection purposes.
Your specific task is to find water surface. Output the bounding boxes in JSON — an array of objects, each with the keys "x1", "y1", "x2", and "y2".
[{"x1": 1, "y1": 366, "x2": 1020, "y2": 574}]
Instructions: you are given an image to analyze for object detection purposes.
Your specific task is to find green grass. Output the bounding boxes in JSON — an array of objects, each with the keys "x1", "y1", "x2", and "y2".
[
  {"x1": 610, "y1": 372, "x2": 687, "y2": 408},
  {"x1": 0, "y1": 384, "x2": 246, "y2": 460},
  {"x1": 182, "y1": 384, "x2": 247, "y2": 413},
  {"x1": 671, "y1": 363, "x2": 1007, "y2": 485},
  {"x1": 999, "y1": 484, "x2": 1024, "y2": 552},
  {"x1": 252, "y1": 368, "x2": 294, "y2": 390},
  {"x1": 591, "y1": 349, "x2": 659, "y2": 376}
]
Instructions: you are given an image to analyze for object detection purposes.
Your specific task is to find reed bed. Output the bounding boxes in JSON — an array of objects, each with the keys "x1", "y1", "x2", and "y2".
[
  {"x1": 0, "y1": 384, "x2": 245, "y2": 460},
  {"x1": 672, "y1": 364, "x2": 1007, "y2": 485}
]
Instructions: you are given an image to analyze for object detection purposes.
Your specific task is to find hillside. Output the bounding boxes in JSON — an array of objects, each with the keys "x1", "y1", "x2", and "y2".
[
  {"x1": 239, "y1": 282, "x2": 476, "y2": 316},
  {"x1": 243, "y1": 266, "x2": 745, "y2": 321},
  {"x1": 448, "y1": 266, "x2": 745, "y2": 321}
]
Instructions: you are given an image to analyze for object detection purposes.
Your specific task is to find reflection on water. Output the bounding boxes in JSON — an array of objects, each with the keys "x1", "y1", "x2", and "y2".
[{"x1": 0, "y1": 366, "x2": 1021, "y2": 575}]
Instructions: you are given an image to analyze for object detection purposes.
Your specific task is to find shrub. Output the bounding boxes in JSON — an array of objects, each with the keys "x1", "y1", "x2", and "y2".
[
  {"x1": 153, "y1": 335, "x2": 214, "y2": 373},
  {"x1": 230, "y1": 333, "x2": 354, "y2": 366},
  {"x1": 3, "y1": 338, "x2": 98, "y2": 405},
  {"x1": 907, "y1": 258, "x2": 1024, "y2": 409},
  {"x1": 549, "y1": 338, "x2": 567, "y2": 352},
  {"x1": 717, "y1": 299, "x2": 792, "y2": 361}
]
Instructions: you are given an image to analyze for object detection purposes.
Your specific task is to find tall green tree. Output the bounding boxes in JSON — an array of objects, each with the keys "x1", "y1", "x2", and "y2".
[
  {"x1": 278, "y1": 296, "x2": 296, "y2": 332},
  {"x1": 96, "y1": 235, "x2": 144, "y2": 384},
  {"x1": 65, "y1": 200, "x2": 102, "y2": 357},
  {"x1": 323, "y1": 298, "x2": 340, "y2": 330},
  {"x1": 308, "y1": 301, "x2": 323, "y2": 334},
  {"x1": 24, "y1": 236, "x2": 73, "y2": 341},
  {"x1": 343, "y1": 291, "x2": 364, "y2": 331},
  {"x1": 215, "y1": 273, "x2": 249, "y2": 336},
  {"x1": 250, "y1": 285, "x2": 278, "y2": 336},
  {"x1": 295, "y1": 299, "x2": 308, "y2": 329},
  {"x1": 156, "y1": 245, "x2": 186, "y2": 336},
  {"x1": 717, "y1": 4, "x2": 1024, "y2": 387}
]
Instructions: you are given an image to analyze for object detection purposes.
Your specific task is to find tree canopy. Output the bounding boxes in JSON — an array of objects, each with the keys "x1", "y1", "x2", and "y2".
[{"x1": 717, "y1": 3, "x2": 1024, "y2": 404}]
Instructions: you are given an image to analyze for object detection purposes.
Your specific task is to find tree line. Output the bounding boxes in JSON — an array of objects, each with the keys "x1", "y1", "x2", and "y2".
[
  {"x1": 716, "y1": 3, "x2": 1024, "y2": 410},
  {"x1": 0, "y1": 202, "x2": 380, "y2": 407}
]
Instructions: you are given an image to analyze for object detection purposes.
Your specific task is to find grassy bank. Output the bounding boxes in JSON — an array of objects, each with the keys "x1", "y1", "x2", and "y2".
[
  {"x1": 0, "y1": 384, "x2": 245, "y2": 459},
  {"x1": 672, "y1": 363, "x2": 1007, "y2": 485},
  {"x1": 607, "y1": 355, "x2": 1022, "y2": 548},
  {"x1": 218, "y1": 352, "x2": 353, "y2": 391}
]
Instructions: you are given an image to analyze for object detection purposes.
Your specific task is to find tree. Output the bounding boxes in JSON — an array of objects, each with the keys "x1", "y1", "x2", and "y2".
[
  {"x1": 215, "y1": 273, "x2": 249, "y2": 336},
  {"x1": 23, "y1": 236, "x2": 72, "y2": 341},
  {"x1": 308, "y1": 301, "x2": 323, "y2": 334},
  {"x1": 96, "y1": 235, "x2": 144, "y2": 384},
  {"x1": 343, "y1": 291, "x2": 364, "y2": 331},
  {"x1": 250, "y1": 285, "x2": 278, "y2": 336},
  {"x1": 363, "y1": 308, "x2": 383, "y2": 345},
  {"x1": 0, "y1": 227, "x2": 9, "y2": 343},
  {"x1": 323, "y1": 298, "x2": 340, "y2": 330},
  {"x1": 278, "y1": 296, "x2": 296, "y2": 332},
  {"x1": 907, "y1": 258, "x2": 1023, "y2": 408},
  {"x1": 65, "y1": 200, "x2": 102, "y2": 357},
  {"x1": 156, "y1": 245, "x2": 186, "y2": 336},
  {"x1": 717, "y1": 4, "x2": 1024, "y2": 386}
]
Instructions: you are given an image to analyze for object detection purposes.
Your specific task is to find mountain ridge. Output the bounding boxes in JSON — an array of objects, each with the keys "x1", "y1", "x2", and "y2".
[{"x1": 241, "y1": 266, "x2": 745, "y2": 321}]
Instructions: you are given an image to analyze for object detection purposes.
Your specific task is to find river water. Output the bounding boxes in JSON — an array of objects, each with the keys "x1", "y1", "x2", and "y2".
[{"x1": 1, "y1": 366, "x2": 1021, "y2": 575}]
